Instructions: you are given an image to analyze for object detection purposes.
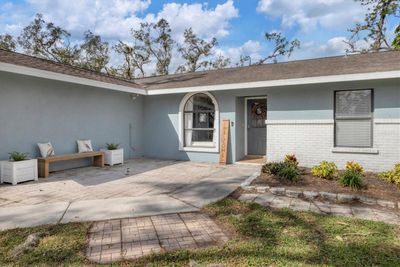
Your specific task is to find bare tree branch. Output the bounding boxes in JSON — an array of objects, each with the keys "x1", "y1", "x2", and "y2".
[{"x1": 257, "y1": 32, "x2": 300, "y2": 64}]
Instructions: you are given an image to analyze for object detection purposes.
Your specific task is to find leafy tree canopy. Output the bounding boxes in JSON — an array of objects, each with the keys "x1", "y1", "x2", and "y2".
[
  {"x1": 18, "y1": 13, "x2": 80, "y2": 65},
  {"x1": 347, "y1": 0, "x2": 400, "y2": 52},
  {"x1": 176, "y1": 28, "x2": 218, "y2": 73},
  {"x1": 0, "y1": 34, "x2": 17, "y2": 51},
  {"x1": 79, "y1": 30, "x2": 110, "y2": 73}
]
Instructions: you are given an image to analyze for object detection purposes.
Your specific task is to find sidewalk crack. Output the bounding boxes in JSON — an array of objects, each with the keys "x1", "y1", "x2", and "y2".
[
  {"x1": 57, "y1": 202, "x2": 72, "y2": 224},
  {"x1": 168, "y1": 194, "x2": 201, "y2": 209}
]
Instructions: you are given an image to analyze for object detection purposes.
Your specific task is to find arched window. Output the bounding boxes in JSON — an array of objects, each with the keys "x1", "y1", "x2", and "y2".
[{"x1": 179, "y1": 92, "x2": 219, "y2": 152}]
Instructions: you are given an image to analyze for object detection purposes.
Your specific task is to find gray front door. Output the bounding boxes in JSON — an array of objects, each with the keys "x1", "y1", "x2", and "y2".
[{"x1": 247, "y1": 98, "x2": 267, "y2": 155}]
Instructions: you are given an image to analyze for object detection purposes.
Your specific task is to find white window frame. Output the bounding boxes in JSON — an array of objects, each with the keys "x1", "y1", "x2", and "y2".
[
  {"x1": 334, "y1": 89, "x2": 374, "y2": 148},
  {"x1": 179, "y1": 92, "x2": 220, "y2": 153}
]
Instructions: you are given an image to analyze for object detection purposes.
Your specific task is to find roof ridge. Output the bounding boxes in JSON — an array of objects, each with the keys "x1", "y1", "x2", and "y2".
[{"x1": 135, "y1": 50, "x2": 400, "y2": 80}]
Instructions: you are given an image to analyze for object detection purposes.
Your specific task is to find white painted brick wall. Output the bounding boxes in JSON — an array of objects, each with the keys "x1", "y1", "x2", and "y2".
[{"x1": 266, "y1": 119, "x2": 400, "y2": 172}]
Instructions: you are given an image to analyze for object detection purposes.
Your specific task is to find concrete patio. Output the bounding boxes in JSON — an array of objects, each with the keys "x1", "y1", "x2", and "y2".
[{"x1": 0, "y1": 158, "x2": 259, "y2": 230}]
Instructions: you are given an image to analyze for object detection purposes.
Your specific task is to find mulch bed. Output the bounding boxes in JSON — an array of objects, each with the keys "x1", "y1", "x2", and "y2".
[{"x1": 252, "y1": 168, "x2": 400, "y2": 202}]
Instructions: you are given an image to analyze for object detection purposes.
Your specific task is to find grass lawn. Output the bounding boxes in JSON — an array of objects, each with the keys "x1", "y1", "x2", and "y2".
[{"x1": 1, "y1": 199, "x2": 399, "y2": 266}]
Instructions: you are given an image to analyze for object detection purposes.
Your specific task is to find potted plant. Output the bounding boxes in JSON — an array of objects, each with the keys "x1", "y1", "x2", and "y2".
[
  {"x1": 101, "y1": 143, "x2": 124, "y2": 166},
  {"x1": 1, "y1": 152, "x2": 38, "y2": 185}
]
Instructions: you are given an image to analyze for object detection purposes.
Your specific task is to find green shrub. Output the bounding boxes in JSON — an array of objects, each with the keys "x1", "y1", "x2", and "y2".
[
  {"x1": 106, "y1": 143, "x2": 120, "y2": 150},
  {"x1": 261, "y1": 162, "x2": 286, "y2": 175},
  {"x1": 277, "y1": 164, "x2": 300, "y2": 182},
  {"x1": 284, "y1": 154, "x2": 299, "y2": 166},
  {"x1": 311, "y1": 161, "x2": 338, "y2": 180},
  {"x1": 8, "y1": 151, "x2": 29, "y2": 161},
  {"x1": 345, "y1": 161, "x2": 364, "y2": 174},
  {"x1": 379, "y1": 163, "x2": 400, "y2": 188},
  {"x1": 339, "y1": 170, "x2": 364, "y2": 190}
]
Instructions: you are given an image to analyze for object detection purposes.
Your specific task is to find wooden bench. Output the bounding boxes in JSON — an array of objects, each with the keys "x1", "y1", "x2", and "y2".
[{"x1": 38, "y1": 151, "x2": 104, "y2": 178}]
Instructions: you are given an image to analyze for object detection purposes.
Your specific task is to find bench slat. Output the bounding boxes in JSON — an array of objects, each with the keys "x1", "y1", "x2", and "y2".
[
  {"x1": 38, "y1": 152, "x2": 104, "y2": 178},
  {"x1": 38, "y1": 151, "x2": 104, "y2": 163}
]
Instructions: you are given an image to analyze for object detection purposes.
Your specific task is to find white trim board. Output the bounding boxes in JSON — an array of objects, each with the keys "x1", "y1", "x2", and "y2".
[
  {"x1": 146, "y1": 70, "x2": 400, "y2": 95},
  {"x1": 0, "y1": 62, "x2": 147, "y2": 95},
  {"x1": 265, "y1": 119, "x2": 400, "y2": 125},
  {"x1": 374, "y1": 119, "x2": 400, "y2": 124},
  {"x1": 265, "y1": 119, "x2": 334, "y2": 125}
]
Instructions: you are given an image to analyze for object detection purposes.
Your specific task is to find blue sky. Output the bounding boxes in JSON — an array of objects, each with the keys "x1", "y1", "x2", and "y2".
[{"x1": 0, "y1": 0, "x2": 398, "y2": 66}]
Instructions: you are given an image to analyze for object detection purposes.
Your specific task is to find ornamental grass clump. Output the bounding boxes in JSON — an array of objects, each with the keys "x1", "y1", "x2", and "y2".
[
  {"x1": 262, "y1": 162, "x2": 286, "y2": 175},
  {"x1": 339, "y1": 170, "x2": 364, "y2": 190},
  {"x1": 261, "y1": 154, "x2": 301, "y2": 182},
  {"x1": 338, "y1": 161, "x2": 365, "y2": 190},
  {"x1": 311, "y1": 161, "x2": 338, "y2": 180},
  {"x1": 277, "y1": 163, "x2": 300, "y2": 182},
  {"x1": 379, "y1": 163, "x2": 400, "y2": 188}
]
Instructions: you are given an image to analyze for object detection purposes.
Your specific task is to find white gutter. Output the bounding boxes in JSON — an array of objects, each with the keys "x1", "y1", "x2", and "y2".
[
  {"x1": 0, "y1": 62, "x2": 147, "y2": 95},
  {"x1": 146, "y1": 70, "x2": 400, "y2": 95}
]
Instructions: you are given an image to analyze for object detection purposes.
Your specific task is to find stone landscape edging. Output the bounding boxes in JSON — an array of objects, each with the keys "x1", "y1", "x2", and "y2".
[{"x1": 241, "y1": 185, "x2": 399, "y2": 210}]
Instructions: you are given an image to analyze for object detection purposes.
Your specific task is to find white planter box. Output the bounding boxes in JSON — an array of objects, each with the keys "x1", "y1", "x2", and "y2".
[
  {"x1": 101, "y1": 149, "x2": 124, "y2": 166},
  {"x1": 0, "y1": 159, "x2": 38, "y2": 185}
]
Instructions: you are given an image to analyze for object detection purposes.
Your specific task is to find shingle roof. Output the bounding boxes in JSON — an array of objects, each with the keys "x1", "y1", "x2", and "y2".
[
  {"x1": 0, "y1": 49, "x2": 142, "y2": 89},
  {"x1": 137, "y1": 51, "x2": 400, "y2": 90},
  {"x1": 1, "y1": 49, "x2": 399, "y2": 92}
]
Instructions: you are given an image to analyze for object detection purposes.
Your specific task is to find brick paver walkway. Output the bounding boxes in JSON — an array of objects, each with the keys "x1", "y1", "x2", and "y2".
[
  {"x1": 86, "y1": 212, "x2": 228, "y2": 263},
  {"x1": 239, "y1": 192, "x2": 400, "y2": 225}
]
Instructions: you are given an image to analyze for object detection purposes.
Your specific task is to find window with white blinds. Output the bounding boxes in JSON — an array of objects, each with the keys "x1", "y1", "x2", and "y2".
[{"x1": 334, "y1": 89, "x2": 373, "y2": 147}]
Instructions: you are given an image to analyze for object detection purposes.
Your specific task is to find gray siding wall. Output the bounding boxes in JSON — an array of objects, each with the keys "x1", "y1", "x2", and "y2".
[
  {"x1": 1, "y1": 71, "x2": 398, "y2": 169},
  {"x1": 142, "y1": 79, "x2": 399, "y2": 164},
  {"x1": 0, "y1": 72, "x2": 143, "y2": 171},
  {"x1": 267, "y1": 80, "x2": 399, "y2": 120},
  {"x1": 142, "y1": 88, "x2": 268, "y2": 163}
]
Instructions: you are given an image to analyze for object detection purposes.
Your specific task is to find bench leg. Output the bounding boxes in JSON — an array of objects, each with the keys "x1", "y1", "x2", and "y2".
[
  {"x1": 93, "y1": 155, "x2": 104, "y2": 168},
  {"x1": 38, "y1": 160, "x2": 49, "y2": 178}
]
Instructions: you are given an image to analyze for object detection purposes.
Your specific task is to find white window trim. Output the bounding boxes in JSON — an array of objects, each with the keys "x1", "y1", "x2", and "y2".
[
  {"x1": 331, "y1": 147, "x2": 379, "y2": 154},
  {"x1": 179, "y1": 92, "x2": 220, "y2": 153},
  {"x1": 334, "y1": 89, "x2": 374, "y2": 148}
]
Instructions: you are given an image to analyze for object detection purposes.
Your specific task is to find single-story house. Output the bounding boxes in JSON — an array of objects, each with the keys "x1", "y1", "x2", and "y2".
[{"x1": 0, "y1": 49, "x2": 399, "y2": 172}]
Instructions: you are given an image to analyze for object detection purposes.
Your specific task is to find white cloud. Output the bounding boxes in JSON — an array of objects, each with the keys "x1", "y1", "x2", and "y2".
[
  {"x1": 291, "y1": 36, "x2": 372, "y2": 60},
  {"x1": 314, "y1": 37, "x2": 349, "y2": 55},
  {"x1": 0, "y1": 2, "x2": 29, "y2": 35},
  {"x1": 1, "y1": 0, "x2": 239, "y2": 44},
  {"x1": 257, "y1": 0, "x2": 366, "y2": 31},
  {"x1": 148, "y1": 0, "x2": 239, "y2": 43},
  {"x1": 220, "y1": 40, "x2": 263, "y2": 64},
  {"x1": 24, "y1": 0, "x2": 151, "y2": 39}
]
